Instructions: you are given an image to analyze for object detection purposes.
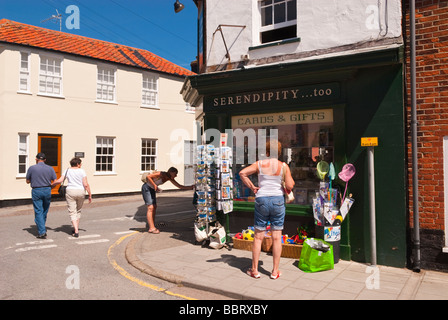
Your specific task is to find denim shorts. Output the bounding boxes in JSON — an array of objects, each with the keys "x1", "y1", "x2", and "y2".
[
  {"x1": 141, "y1": 183, "x2": 156, "y2": 206},
  {"x1": 254, "y1": 196, "x2": 285, "y2": 231}
]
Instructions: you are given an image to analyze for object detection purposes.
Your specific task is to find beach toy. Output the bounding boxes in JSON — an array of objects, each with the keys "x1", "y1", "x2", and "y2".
[
  {"x1": 316, "y1": 161, "x2": 329, "y2": 181},
  {"x1": 328, "y1": 162, "x2": 335, "y2": 201},
  {"x1": 243, "y1": 229, "x2": 254, "y2": 241},
  {"x1": 338, "y1": 163, "x2": 356, "y2": 202}
]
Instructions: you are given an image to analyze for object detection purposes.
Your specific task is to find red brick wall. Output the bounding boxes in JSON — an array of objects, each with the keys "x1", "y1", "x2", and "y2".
[{"x1": 405, "y1": 0, "x2": 448, "y2": 231}]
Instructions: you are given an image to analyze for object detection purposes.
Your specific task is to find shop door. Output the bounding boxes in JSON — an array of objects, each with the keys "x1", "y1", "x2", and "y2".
[{"x1": 38, "y1": 134, "x2": 61, "y2": 194}]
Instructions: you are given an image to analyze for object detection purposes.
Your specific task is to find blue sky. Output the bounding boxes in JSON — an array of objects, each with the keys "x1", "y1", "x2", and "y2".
[{"x1": 0, "y1": 0, "x2": 197, "y2": 69}]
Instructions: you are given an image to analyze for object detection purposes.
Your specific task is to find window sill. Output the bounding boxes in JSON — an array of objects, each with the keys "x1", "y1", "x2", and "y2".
[
  {"x1": 443, "y1": 247, "x2": 448, "y2": 254},
  {"x1": 94, "y1": 172, "x2": 117, "y2": 176},
  {"x1": 95, "y1": 100, "x2": 118, "y2": 105},
  {"x1": 141, "y1": 105, "x2": 160, "y2": 110},
  {"x1": 37, "y1": 93, "x2": 65, "y2": 99},
  {"x1": 249, "y1": 37, "x2": 301, "y2": 51},
  {"x1": 17, "y1": 90, "x2": 32, "y2": 95}
]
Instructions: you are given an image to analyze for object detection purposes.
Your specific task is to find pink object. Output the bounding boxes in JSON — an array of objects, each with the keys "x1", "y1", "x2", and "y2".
[{"x1": 339, "y1": 164, "x2": 356, "y2": 202}]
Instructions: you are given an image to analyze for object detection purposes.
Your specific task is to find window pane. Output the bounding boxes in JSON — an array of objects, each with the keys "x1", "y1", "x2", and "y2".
[
  {"x1": 261, "y1": 6, "x2": 272, "y2": 26},
  {"x1": 287, "y1": 0, "x2": 296, "y2": 20},
  {"x1": 274, "y1": 3, "x2": 286, "y2": 23}
]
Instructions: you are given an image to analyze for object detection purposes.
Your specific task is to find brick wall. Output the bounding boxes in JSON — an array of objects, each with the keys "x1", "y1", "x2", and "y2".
[{"x1": 404, "y1": 0, "x2": 448, "y2": 270}]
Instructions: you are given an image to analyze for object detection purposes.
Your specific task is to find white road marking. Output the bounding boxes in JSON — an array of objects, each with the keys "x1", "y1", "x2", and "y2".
[
  {"x1": 76, "y1": 239, "x2": 110, "y2": 245},
  {"x1": 67, "y1": 234, "x2": 101, "y2": 240},
  {"x1": 15, "y1": 244, "x2": 58, "y2": 252},
  {"x1": 16, "y1": 239, "x2": 54, "y2": 246},
  {"x1": 91, "y1": 216, "x2": 133, "y2": 222},
  {"x1": 114, "y1": 231, "x2": 136, "y2": 235}
]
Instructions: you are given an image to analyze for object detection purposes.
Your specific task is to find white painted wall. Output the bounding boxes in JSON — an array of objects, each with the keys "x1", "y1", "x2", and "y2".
[
  {"x1": 205, "y1": 0, "x2": 402, "y2": 67},
  {"x1": 0, "y1": 45, "x2": 195, "y2": 201}
]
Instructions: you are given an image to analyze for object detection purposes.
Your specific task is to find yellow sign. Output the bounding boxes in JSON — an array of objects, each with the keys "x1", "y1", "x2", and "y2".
[{"x1": 361, "y1": 137, "x2": 378, "y2": 147}]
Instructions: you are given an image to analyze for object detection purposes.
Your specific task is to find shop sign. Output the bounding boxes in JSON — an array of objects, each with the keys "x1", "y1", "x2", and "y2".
[
  {"x1": 206, "y1": 82, "x2": 339, "y2": 110},
  {"x1": 361, "y1": 137, "x2": 378, "y2": 147},
  {"x1": 232, "y1": 108, "x2": 333, "y2": 128}
]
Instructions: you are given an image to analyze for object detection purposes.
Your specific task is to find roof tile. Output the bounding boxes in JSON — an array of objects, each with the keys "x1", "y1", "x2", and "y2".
[{"x1": 0, "y1": 19, "x2": 195, "y2": 77}]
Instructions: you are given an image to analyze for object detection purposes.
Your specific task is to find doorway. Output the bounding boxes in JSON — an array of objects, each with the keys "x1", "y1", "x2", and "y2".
[{"x1": 38, "y1": 134, "x2": 61, "y2": 194}]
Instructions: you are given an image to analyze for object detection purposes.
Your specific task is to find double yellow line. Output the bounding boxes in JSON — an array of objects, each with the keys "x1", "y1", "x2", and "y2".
[{"x1": 107, "y1": 231, "x2": 196, "y2": 300}]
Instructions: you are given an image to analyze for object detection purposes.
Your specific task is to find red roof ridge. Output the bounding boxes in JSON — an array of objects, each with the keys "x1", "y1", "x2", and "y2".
[{"x1": 0, "y1": 19, "x2": 195, "y2": 77}]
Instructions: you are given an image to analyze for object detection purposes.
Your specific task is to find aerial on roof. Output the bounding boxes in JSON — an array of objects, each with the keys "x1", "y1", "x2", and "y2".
[{"x1": 0, "y1": 19, "x2": 195, "y2": 77}]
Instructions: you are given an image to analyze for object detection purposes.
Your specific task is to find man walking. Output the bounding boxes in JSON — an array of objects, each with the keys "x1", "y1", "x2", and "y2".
[{"x1": 26, "y1": 153, "x2": 57, "y2": 239}]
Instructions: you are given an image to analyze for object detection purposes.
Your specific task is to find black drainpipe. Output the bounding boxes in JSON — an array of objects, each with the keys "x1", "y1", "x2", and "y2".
[{"x1": 410, "y1": 0, "x2": 421, "y2": 272}]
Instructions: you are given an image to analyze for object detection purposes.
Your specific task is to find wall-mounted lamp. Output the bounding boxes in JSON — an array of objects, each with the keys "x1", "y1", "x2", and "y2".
[{"x1": 174, "y1": 1, "x2": 185, "y2": 13}]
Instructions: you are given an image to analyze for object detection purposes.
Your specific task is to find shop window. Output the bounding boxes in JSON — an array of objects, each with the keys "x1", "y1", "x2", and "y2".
[
  {"x1": 95, "y1": 136, "x2": 115, "y2": 173},
  {"x1": 259, "y1": 0, "x2": 297, "y2": 44},
  {"x1": 232, "y1": 109, "x2": 334, "y2": 206},
  {"x1": 141, "y1": 138, "x2": 157, "y2": 171}
]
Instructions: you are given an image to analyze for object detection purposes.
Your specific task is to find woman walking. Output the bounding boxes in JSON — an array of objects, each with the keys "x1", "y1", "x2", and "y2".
[
  {"x1": 239, "y1": 140, "x2": 294, "y2": 279},
  {"x1": 53, "y1": 157, "x2": 92, "y2": 237}
]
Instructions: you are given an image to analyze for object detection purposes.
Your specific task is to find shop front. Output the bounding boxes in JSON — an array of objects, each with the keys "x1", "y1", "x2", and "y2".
[{"x1": 183, "y1": 47, "x2": 407, "y2": 268}]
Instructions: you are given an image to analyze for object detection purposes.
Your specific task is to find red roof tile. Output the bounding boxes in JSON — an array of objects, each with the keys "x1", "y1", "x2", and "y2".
[{"x1": 0, "y1": 19, "x2": 195, "y2": 77}]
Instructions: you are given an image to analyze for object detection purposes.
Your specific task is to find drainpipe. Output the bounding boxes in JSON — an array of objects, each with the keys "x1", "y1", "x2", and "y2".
[{"x1": 410, "y1": 0, "x2": 421, "y2": 272}]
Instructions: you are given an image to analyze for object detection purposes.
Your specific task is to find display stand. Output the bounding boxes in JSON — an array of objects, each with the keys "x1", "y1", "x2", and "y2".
[
  {"x1": 194, "y1": 141, "x2": 233, "y2": 246},
  {"x1": 312, "y1": 162, "x2": 355, "y2": 263}
]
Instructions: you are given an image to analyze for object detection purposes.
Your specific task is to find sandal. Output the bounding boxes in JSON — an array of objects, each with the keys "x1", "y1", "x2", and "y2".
[
  {"x1": 246, "y1": 268, "x2": 261, "y2": 279},
  {"x1": 270, "y1": 271, "x2": 282, "y2": 280},
  {"x1": 148, "y1": 228, "x2": 160, "y2": 234}
]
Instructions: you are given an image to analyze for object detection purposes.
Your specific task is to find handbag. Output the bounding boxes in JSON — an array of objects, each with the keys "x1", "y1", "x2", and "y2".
[
  {"x1": 282, "y1": 163, "x2": 295, "y2": 204},
  {"x1": 58, "y1": 169, "x2": 68, "y2": 197},
  {"x1": 298, "y1": 238, "x2": 334, "y2": 273}
]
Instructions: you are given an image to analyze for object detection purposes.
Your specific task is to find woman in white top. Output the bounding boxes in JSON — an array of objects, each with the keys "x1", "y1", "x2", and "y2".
[
  {"x1": 239, "y1": 140, "x2": 294, "y2": 280},
  {"x1": 53, "y1": 157, "x2": 92, "y2": 237}
]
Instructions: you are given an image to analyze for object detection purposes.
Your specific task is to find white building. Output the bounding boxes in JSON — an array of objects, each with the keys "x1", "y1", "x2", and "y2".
[{"x1": 0, "y1": 19, "x2": 196, "y2": 204}]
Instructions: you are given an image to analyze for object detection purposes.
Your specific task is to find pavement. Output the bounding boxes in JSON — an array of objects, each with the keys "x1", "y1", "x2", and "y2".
[{"x1": 126, "y1": 228, "x2": 448, "y2": 300}]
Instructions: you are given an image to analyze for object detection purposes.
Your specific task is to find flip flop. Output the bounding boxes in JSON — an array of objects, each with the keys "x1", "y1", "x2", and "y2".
[
  {"x1": 270, "y1": 271, "x2": 282, "y2": 280},
  {"x1": 148, "y1": 228, "x2": 160, "y2": 234},
  {"x1": 246, "y1": 268, "x2": 261, "y2": 279}
]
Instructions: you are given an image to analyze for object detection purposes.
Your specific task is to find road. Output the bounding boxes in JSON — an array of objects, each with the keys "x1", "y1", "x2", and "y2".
[{"x1": 0, "y1": 190, "x2": 227, "y2": 300}]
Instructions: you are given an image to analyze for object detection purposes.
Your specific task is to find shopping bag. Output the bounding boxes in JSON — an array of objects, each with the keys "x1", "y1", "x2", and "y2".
[
  {"x1": 194, "y1": 221, "x2": 208, "y2": 242},
  {"x1": 282, "y1": 163, "x2": 295, "y2": 204},
  {"x1": 298, "y1": 238, "x2": 334, "y2": 273},
  {"x1": 208, "y1": 222, "x2": 227, "y2": 249}
]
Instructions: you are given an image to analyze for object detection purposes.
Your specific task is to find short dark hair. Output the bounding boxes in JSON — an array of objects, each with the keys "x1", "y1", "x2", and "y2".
[{"x1": 70, "y1": 157, "x2": 82, "y2": 167}]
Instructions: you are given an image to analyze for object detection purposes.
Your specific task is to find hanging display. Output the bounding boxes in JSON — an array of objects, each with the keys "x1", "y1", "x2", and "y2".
[{"x1": 193, "y1": 141, "x2": 234, "y2": 246}]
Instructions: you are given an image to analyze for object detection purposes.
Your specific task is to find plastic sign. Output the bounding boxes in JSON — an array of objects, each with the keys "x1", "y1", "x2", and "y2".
[{"x1": 361, "y1": 137, "x2": 378, "y2": 147}]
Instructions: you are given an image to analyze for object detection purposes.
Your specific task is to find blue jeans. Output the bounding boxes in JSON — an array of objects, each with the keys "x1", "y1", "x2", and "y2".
[
  {"x1": 141, "y1": 183, "x2": 156, "y2": 206},
  {"x1": 32, "y1": 187, "x2": 52, "y2": 235},
  {"x1": 254, "y1": 196, "x2": 285, "y2": 231}
]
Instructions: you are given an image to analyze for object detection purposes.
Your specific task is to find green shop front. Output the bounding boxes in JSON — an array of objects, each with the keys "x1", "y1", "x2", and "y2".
[{"x1": 183, "y1": 47, "x2": 407, "y2": 268}]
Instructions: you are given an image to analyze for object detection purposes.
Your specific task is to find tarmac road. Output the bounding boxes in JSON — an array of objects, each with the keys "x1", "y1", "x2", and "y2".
[{"x1": 0, "y1": 190, "x2": 230, "y2": 300}]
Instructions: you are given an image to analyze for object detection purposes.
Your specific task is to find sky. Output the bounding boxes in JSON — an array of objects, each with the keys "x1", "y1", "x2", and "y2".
[{"x1": 0, "y1": 0, "x2": 198, "y2": 69}]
